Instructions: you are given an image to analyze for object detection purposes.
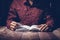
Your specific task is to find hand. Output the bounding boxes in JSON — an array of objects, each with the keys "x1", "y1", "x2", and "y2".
[
  {"x1": 38, "y1": 24, "x2": 49, "y2": 32},
  {"x1": 9, "y1": 21, "x2": 17, "y2": 31}
]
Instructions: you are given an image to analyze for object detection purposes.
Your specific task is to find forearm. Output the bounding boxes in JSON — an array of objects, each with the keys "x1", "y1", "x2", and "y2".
[
  {"x1": 45, "y1": 19, "x2": 54, "y2": 27},
  {"x1": 6, "y1": 1, "x2": 17, "y2": 28},
  {"x1": 45, "y1": 15, "x2": 54, "y2": 27},
  {"x1": 38, "y1": 15, "x2": 54, "y2": 31}
]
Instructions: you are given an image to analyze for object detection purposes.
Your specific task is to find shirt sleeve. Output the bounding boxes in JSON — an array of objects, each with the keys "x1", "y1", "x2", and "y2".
[
  {"x1": 6, "y1": 0, "x2": 20, "y2": 28},
  {"x1": 44, "y1": 12, "x2": 54, "y2": 27}
]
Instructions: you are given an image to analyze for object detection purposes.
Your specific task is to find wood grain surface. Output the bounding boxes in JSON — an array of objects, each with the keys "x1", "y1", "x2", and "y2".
[{"x1": 0, "y1": 27, "x2": 60, "y2": 40}]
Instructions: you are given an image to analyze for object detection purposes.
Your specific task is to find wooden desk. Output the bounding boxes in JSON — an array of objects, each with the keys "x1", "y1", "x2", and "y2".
[{"x1": 0, "y1": 27, "x2": 60, "y2": 40}]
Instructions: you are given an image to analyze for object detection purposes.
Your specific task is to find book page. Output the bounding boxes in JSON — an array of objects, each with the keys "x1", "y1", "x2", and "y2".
[
  {"x1": 20, "y1": 25, "x2": 31, "y2": 30},
  {"x1": 29, "y1": 25, "x2": 40, "y2": 30}
]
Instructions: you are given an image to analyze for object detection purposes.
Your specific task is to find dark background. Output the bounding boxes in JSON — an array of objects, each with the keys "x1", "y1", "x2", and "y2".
[{"x1": 0, "y1": 0, "x2": 60, "y2": 29}]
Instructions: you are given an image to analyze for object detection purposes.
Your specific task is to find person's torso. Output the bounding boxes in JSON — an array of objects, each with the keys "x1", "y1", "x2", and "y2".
[{"x1": 14, "y1": 0, "x2": 44, "y2": 25}]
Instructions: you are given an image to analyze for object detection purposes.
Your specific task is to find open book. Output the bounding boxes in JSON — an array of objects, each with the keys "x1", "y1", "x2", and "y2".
[
  {"x1": 20, "y1": 25, "x2": 40, "y2": 30},
  {"x1": 15, "y1": 23, "x2": 40, "y2": 31},
  {"x1": 10, "y1": 21, "x2": 48, "y2": 32}
]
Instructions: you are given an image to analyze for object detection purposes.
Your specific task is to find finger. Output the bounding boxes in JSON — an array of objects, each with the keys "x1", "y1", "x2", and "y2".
[
  {"x1": 10, "y1": 27, "x2": 15, "y2": 31},
  {"x1": 39, "y1": 24, "x2": 45, "y2": 30},
  {"x1": 10, "y1": 25, "x2": 15, "y2": 28},
  {"x1": 10, "y1": 21, "x2": 17, "y2": 27},
  {"x1": 40, "y1": 24, "x2": 48, "y2": 31},
  {"x1": 44, "y1": 27, "x2": 49, "y2": 31},
  {"x1": 10, "y1": 25, "x2": 16, "y2": 31},
  {"x1": 10, "y1": 21, "x2": 17, "y2": 26}
]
